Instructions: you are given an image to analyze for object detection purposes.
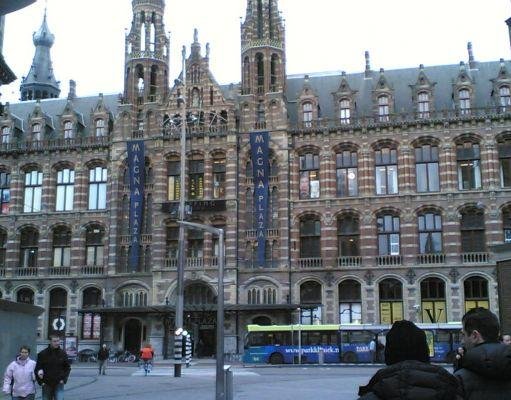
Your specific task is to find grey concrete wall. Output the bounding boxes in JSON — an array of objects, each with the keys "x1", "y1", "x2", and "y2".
[{"x1": 0, "y1": 299, "x2": 44, "y2": 369}]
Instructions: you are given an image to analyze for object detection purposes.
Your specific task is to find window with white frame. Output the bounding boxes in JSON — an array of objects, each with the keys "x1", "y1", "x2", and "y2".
[
  {"x1": 52, "y1": 226, "x2": 71, "y2": 267},
  {"x1": 88, "y1": 167, "x2": 107, "y2": 210},
  {"x1": 63, "y1": 121, "x2": 74, "y2": 139},
  {"x1": 1, "y1": 126, "x2": 10, "y2": 144},
  {"x1": 375, "y1": 147, "x2": 398, "y2": 195},
  {"x1": 377, "y1": 214, "x2": 400, "y2": 256},
  {"x1": 457, "y1": 142, "x2": 481, "y2": 190},
  {"x1": 418, "y1": 212, "x2": 443, "y2": 254},
  {"x1": 500, "y1": 86, "x2": 511, "y2": 111},
  {"x1": 86, "y1": 225, "x2": 104, "y2": 266},
  {"x1": 415, "y1": 144, "x2": 439, "y2": 192},
  {"x1": 339, "y1": 99, "x2": 351, "y2": 124},
  {"x1": 336, "y1": 150, "x2": 358, "y2": 197},
  {"x1": 302, "y1": 102, "x2": 313, "y2": 127},
  {"x1": 56, "y1": 168, "x2": 74, "y2": 211},
  {"x1": 378, "y1": 95, "x2": 390, "y2": 122},
  {"x1": 339, "y1": 280, "x2": 362, "y2": 324},
  {"x1": 417, "y1": 92, "x2": 430, "y2": 118},
  {"x1": 299, "y1": 153, "x2": 320, "y2": 199},
  {"x1": 24, "y1": 170, "x2": 43, "y2": 213},
  {"x1": 95, "y1": 119, "x2": 105, "y2": 137},
  {"x1": 32, "y1": 123, "x2": 42, "y2": 141},
  {"x1": 459, "y1": 89, "x2": 471, "y2": 114}
]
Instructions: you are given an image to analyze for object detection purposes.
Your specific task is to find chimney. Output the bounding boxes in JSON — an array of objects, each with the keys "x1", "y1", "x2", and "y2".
[
  {"x1": 467, "y1": 42, "x2": 476, "y2": 69},
  {"x1": 67, "y1": 79, "x2": 76, "y2": 100},
  {"x1": 365, "y1": 50, "x2": 371, "y2": 78}
]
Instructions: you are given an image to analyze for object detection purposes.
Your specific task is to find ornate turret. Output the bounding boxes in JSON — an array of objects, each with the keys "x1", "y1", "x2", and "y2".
[
  {"x1": 20, "y1": 10, "x2": 60, "y2": 101},
  {"x1": 123, "y1": 0, "x2": 170, "y2": 105}
]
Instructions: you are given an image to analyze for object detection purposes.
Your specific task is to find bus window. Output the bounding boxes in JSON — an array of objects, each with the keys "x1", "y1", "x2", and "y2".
[
  {"x1": 436, "y1": 331, "x2": 450, "y2": 343},
  {"x1": 308, "y1": 331, "x2": 322, "y2": 345},
  {"x1": 249, "y1": 332, "x2": 267, "y2": 346},
  {"x1": 272, "y1": 331, "x2": 291, "y2": 345},
  {"x1": 350, "y1": 330, "x2": 373, "y2": 344},
  {"x1": 339, "y1": 331, "x2": 349, "y2": 344}
]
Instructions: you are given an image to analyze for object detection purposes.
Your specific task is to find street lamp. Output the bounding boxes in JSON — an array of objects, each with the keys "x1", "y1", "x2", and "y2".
[{"x1": 178, "y1": 220, "x2": 225, "y2": 400}]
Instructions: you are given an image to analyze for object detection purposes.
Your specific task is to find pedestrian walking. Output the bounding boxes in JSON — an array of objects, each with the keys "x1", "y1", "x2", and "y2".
[
  {"x1": 97, "y1": 344, "x2": 109, "y2": 376},
  {"x1": 2, "y1": 346, "x2": 37, "y2": 400},
  {"x1": 35, "y1": 335, "x2": 71, "y2": 400},
  {"x1": 357, "y1": 320, "x2": 462, "y2": 400},
  {"x1": 368, "y1": 338, "x2": 377, "y2": 363},
  {"x1": 454, "y1": 307, "x2": 511, "y2": 399},
  {"x1": 502, "y1": 334, "x2": 511, "y2": 345},
  {"x1": 139, "y1": 343, "x2": 154, "y2": 375}
]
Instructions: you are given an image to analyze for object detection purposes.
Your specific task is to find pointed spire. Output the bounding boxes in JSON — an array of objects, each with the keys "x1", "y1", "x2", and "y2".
[
  {"x1": 20, "y1": 10, "x2": 60, "y2": 101},
  {"x1": 190, "y1": 28, "x2": 201, "y2": 59}
]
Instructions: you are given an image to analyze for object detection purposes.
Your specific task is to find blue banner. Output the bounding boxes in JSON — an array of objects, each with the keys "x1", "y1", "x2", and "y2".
[
  {"x1": 250, "y1": 131, "x2": 270, "y2": 267},
  {"x1": 127, "y1": 140, "x2": 145, "y2": 272}
]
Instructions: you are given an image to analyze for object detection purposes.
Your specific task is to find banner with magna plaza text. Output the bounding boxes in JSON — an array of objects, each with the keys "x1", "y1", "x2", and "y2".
[
  {"x1": 250, "y1": 132, "x2": 270, "y2": 267},
  {"x1": 127, "y1": 140, "x2": 145, "y2": 272}
]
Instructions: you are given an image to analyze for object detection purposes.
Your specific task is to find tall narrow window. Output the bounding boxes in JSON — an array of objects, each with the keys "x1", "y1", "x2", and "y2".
[
  {"x1": 187, "y1": 228, "x2": 203, "y2": 258},
  {"x1": 270, "y1": 54, "x2": 278, "y2": 91},
  {"x1": 82, "y1": 287, "x2": 101, "y2": 339},
  {"x1": 375, "y1": 147, "x2": 398, "y2": 195},
  {"x1": 52, "y1": 227, "x2": 71, "y2": 267},
  {"x1": 0, "y1": 230, "x2": 6, "y2": 268},
  {"x1": 459, "y1": 89, "x2": 471, "y2": 115},
  {"x1": 300, "y1": 217, "x2": 321, "y2": 258},
  {"x1": 421, "y1": 278, "x2": 446, "y2": 323},
  {"x1": 0, "y1": 171, "x2": 10, "y2": 214},
  {"x1": 300, "y1": 281, "x2": 322, "y2": 324},
  {"x1": 464, "y1": 276, "x2": 489, "y2": 311},
  {"x1": 457, "y1": 142, "x2": 481, "y2": 190},
  {"x1": 337, "y1": 215, "x2": 360, "y2": 257},
  {"x1": 188, "y1": 160, "x2": 204, "y2": 200},
  {"x1": 256, "y1": 53, "x2": 264, "y2": 94},
  {"x1": 19, "y1": 228, "x2": 38, "y2": 268},
  {"x1": 243, "y1": 57, "x2": 250, "y2": 94},
  {"x1": 86, "y1": 225, "x2": 104, "y2": 266},
  {"x1": 63, "y1": 121, "x2": 74, "y2": 139},
  {"x1": 246, "y1": 188, "x2": 254, "y2": 230},
  {"x1": 336, "y1": 150, "x2": 358, "y2": 197},
  {"x1": 166, "y1": 226, "x2": 179, "y2": 259},
  {"x1": 32, "y1": 123, "x2": 42, "y2": 141},
  {"x1": 213, "y1": 157, "x2": 226, "y2": 199},
  {"x1": 0, "y1": 126, "x2": 10, "y2": 144},
  {"x1": 95, "y1": 119, "x2": 105, "y2": 137},
  {"x1": 24, "y1": 169, "x2": 43, "y2": 213},
  {"x1": 379, "y1": 278, "x2": 403, "y2": 324},
  {"x1": 167, "y1": 159, "x2": 180, "y2": 201},
  {"x1": 377, "y1": 214, "x2": 400, "y2": 255},
  {"x1": 417, "y1": 92, "x2": 430, "y2": 118},
  {"x1": 88, "y1": 167, "x2": 107, "y2": 210},
  {"x1": 339, "y1": 280, "x2": 362, "y2": 324},
  {"x1": 339, "y1": 99, "x2": 351, "y2": 124},
  {"x1": 378, "y1": 95, "x2": 390, "y2": 122},
  {"x1": 500, "y1": 86, "x2": 511, "y2": 111},
  {"x1": 48, "y1": 288, "x2": 67, "y2": 337},
  {"x1": 56, "y1": 168, "x2": 74, "y2": 211},
  {"x1": 418, "y1": 212, "x2": 443, "y2": 254},
  {"x1": 499, "y1": 139, "x2": 511, "y2": 187},
  {"x1": 302, "y1": 102, "x2": 313, "y2": 128},
  {"x1": 503, "y1": 209, "x2": 511, "y2": 243},
  {"x1": 460, "y1": 208, "x2": 486, "y2": 253},
  {"x1": 415, "y1": 144, "x2": 439, "y2": 192},
  {"x1": 299, "y1": 153, "x2": 320, "y2": 199}
]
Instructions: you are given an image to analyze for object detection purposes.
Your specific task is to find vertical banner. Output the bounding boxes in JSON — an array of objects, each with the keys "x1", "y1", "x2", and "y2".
[
  {"x1": 250, "y1": 131, "x2": 269, "y2": 267},
  {"x1": 127, "y1": 140, "x2": 145, "y2": 272}
]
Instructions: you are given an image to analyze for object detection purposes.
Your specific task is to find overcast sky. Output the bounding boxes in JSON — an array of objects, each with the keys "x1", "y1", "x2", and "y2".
[{"x1": 2, "y1": 0, "x2": 511, "y2": 103}]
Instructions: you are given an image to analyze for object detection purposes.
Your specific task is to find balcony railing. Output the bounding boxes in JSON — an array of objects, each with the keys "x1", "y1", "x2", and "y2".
[
  {"x1": 162, "y1": 123, "x2": 229, "y2": 139},
  {"x1": 186, "y1": 257, "x2": 203, "y2": 268},
  {"x1": 298, "y1": 258, "x2": 323, "y2": 268},
  {"x1": 15, "y1": 267, "x2": 38, "y2": 277},
  {"x1": 242, "y1": 260, "x2": 279, "y2": 268},
  {"x1": 0, "y1": 136, "x2": 110, "y2": 153},
  {"x1": 377, "y1": 255, "x2": 402, "y2": 267},
  {"x1": 461, "y1": 252, "x2": 490, "y2": 264},
  {"x1": 48, "y1": 266, "x2": 71, "y2": 276},
  {"x1": 417, "y1": 253, "x2": 446, "y2": 265},
  {"x1": 80, "y1": 265, "x2": 105, "y2": 275},
  {"x1": 337, "y1": 256, "x2": 362, "y2": 267},
  {"x1": 164, "y1": 258, "x2": 178, "y2": 268}
]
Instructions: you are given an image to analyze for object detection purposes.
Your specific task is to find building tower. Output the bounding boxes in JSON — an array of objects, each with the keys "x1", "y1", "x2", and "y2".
[
  {"x1": 240, "y1": 0, "x2": 287, "y2": 130},
  {"x1": 19, "y1": 10, "x2": 60, "y2": 101},
  {"x1": 124, "y1": 0, "x2": 170, "y2": 105}
]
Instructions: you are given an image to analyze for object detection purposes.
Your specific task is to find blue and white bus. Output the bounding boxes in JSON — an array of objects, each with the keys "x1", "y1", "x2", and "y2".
[{"x1": 243, "y1": 322, "x2": 462, "y2": 364}]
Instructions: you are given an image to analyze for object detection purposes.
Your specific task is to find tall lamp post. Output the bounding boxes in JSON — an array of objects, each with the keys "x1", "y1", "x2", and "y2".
[
  {"x1": 178, "y1": 220, "x2": 225, "y2": 400},
  {"x1": 174, "y1": 45, "x2": 187, "y2": 378}
]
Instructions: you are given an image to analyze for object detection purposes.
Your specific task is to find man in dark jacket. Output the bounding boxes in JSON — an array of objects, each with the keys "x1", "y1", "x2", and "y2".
[
  {"x1": 35, "y1": 335, "x2": 71, "y2": 400},
  {"x1": 97, "y1": 343, "x2": 109, "y2": 375},
  {"x1": 357, "y1": 320, "x2": 462, "y2": 400},
  {"x1": 454, "y1": 307, "x2": 511, "y2": 400}
]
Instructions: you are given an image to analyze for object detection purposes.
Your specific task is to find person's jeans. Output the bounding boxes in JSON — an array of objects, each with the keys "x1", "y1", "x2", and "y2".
[
  {"x1": 99, "y1": 360, "x2": 107, "y2": 375},
  {"x1": 12, "y1": 394, "x2": 35, "y2": 400},
  {"x1": 41, "y1": 383, "x2": 64, "y2": 400}
]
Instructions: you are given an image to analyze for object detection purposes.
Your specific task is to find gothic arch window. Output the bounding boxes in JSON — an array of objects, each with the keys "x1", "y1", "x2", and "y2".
[
  {"x1": 17, "y1": 288, "x2": 34, "y2": 304},
  {"x1": 420, "y1": 278, "x2": 446, "y2": 323},
  {"x1": 256, "y1": 53, "x2": 264, "y2": 94},
  {"x1": 379, "y1": 278, "x2": 403, "y2": 324},
  {"x1": 149, "y1": 18, "x2": 156, "y2": 52},
  {"x1": 300, "y1": 216, "x2": 321, "y2": 258},
  {"x1": 52, "y1": 226, "x2": 71, "y2": 268},
  {"x1": 19, "y1": 227, "x2": 39, "y2": 269},
  {"x1": 460, "y1": 207, "x2": 486, "y2": 253},
  {"x1": 191, "y1": 87, "x2": 200, "y2": 108},
  {"x1": 339, "y1": 280, "x2": 361, "y2": 323},
  {"x1": 117, "y1": 285, "x2": 148, "y2": 307},
  {"x1": 270, "y1": 54, "x2": 279, "y2": 91},
  {"x1": 184, "y1": 283, "x2": 216, "y2": 305},
  {"x1": 140, "y1": 21, "x2": 146, "y2": 52},
  {"x1": 243, "y1": 57, "x2": 250, "y2": 94},
  {"x1": 300, "y1": 281, "x2": 322, "y2": 324},
  {"x1": 248, "y1": 287, "x2": 260, "y2": 304}
]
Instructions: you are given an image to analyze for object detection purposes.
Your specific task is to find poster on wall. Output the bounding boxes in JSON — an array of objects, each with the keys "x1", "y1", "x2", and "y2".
[{"x1": 64, "y1": 336, "x2": 78, "y2": 361}]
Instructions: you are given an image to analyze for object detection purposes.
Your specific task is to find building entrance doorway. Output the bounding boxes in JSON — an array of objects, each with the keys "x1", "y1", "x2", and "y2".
[{"x1": 124, "y1": 319, "x2": 141, "y2": 353}]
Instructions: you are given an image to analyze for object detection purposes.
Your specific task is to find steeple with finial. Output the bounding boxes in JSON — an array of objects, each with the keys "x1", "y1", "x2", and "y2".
[{"x1": 20, "y1": 8, "x2": 60, "y2": 101}]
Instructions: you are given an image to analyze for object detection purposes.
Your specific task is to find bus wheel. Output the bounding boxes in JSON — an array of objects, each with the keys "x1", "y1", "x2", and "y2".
[
  {"x1": 269, "y1": 353, "x2": 283, "y2": 365},
  {"x1": 342, "y1": 352, "x2": 357, "y2": 363}
]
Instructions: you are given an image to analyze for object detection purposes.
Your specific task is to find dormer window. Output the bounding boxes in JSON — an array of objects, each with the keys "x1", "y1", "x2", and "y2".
[
  {"x1": 302, "y1": 102, "x2": 313, "y2": 128},
  {"x1": 459, "y1": 89, "x2": 471, "y2": 115},
  {"x1": 32, "y1": 123, "x2": 42, "y2": 141},
  {"x1": 63, "y1": 121, "x2": 74, "y2": 139},
  {"x1": 95, "y1": 119, "x2": 105, "y2": 137},
  {"x1": 378, "y1": 95, "x2": 389, "y2": 122},
  {"x1": 417, "y1": 92, "x2": 430, "y2": 118},
  {"x1": 500, "y1": 86, "x2": 511, "y2": 111},
  {"x1": 339, "y1": 99, "x2": 351, "y2": 124},
  {"x1": 1, "y1": 126, "x2": 10, "y2": 144}
]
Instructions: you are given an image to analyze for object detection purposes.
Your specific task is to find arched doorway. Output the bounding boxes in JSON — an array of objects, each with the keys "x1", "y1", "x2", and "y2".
[{"x1": 124, "y1": 319, "x2": 142, "y2": 353}]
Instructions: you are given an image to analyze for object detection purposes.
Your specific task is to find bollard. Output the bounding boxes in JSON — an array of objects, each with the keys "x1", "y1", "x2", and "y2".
[
  {"x1": 318, "y1": 349, "x2": 324, "y2": 365},
  {"x1": 224, "y1": 365, "x2": 233, "y2": 400}
]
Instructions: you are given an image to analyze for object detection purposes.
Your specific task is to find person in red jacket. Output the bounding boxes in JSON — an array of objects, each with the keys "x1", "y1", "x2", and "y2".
[{"x1": 139, "y1": 344, "x2": 154, "y2": 375}]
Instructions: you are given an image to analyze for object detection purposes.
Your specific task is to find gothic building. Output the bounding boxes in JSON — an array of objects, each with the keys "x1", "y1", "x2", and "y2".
[{"x1": 0, "y1": 0, "x2": 510, "y2": 358}]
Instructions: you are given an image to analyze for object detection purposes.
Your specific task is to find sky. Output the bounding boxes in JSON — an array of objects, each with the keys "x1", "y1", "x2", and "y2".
[{"x1": 1, "y1": 0, "x2": 511, "y2": 104}]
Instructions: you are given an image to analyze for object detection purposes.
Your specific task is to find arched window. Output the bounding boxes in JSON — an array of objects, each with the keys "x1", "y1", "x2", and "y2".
[
  {"x1": 48, "y1": 288, "x2": 67, "y2": 337},
  {"x1": 86, "y1": 225, "x2": 104, "y2": 266},
  {"x1": 337, "y1": 214, "x2": 360, "y2": 259},
  {"x1": 184, "y1": 283, "x2": 216, "y2": 305},
  {"x1": 165, "y1": 225, "x2": 179, "y2": 263},
  {"x1": 256, "y1": 53, "x2": 264, "y2": 94},
  {"x1": 82, "y1": 287, "x2": 102, "y2": 339},
  {"x1": 339, "y1": 280, "x2": 361, "y2": 324},
  {"x1": 375, "y1": 146, "x2": 398, "y2": 195},
  {"x1": 270, "y1": 54, "x2": 278, "y2": 91},
  {"x1": 300, "y1": 216, "x2": 321, "y2": 258},
  {"x1": 17, "y1": 288, "x2": 34, "y2": 304},
  {"x1": 19, "y1": 227, "x2": 39, "y2": 269},
  {"x1": 300, "y1": 281, "x2": 322, "y2": 324},
  {"x1": 420, "y1": 278, "x2": 446, "y2": 322},
  {"x1": 52, "y1": 226, "x2": 71, "y2": 268},
  {"x1": 457, "y1": 142, "x2": 481, "y2": 190},
  {"x1": 464, "y1": 276, "x2": 489, "y2": 311},
  {"x1": 118, "y1": 286, "x2": 148, "y2": 307},
  {"x1": 248, "y1": 287, "x2": 260, "y2": 304},
  {"x1": 243, "y1": 57, "x2": 250, "y2": 94},
  {"x1": 299, "y1": 153, "x2": 320, "y2": 199},
  {"x1": 379, "y1": 278, "x2": 403, "y2": 324},
  {"x1": 166, "y1": 157, "x2": 180, "y2": 201}
]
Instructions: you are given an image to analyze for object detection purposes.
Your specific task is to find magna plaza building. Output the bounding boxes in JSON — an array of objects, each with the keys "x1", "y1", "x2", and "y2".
[{"x1": 1, "y1": 0, "x2": 511, "y2": 357}]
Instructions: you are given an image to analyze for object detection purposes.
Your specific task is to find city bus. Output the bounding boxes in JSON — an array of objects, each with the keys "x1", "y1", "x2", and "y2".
[{"x1": 243, "y1": 322, "x2": 462, "y2": 364}]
